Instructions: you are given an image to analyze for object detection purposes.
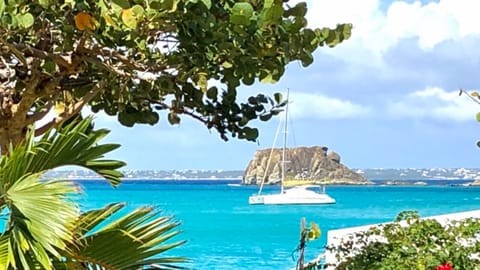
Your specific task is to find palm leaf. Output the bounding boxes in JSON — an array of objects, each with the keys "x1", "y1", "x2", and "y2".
[
  {"x1": 0, "y1": 117, "x2": 127, "y2": 269},
  {"x1": 0, "y1": 116, "x2": 125, "y2": 188},
  {"x1": 1, "y1": 174, "x2": 79, "y2": 269},
  {"x1": 66, "y1": 204, "x2": 187, "y2": 270},
  {"x1": 0, "y1": 117, "x2": 186, "y2": 269}
]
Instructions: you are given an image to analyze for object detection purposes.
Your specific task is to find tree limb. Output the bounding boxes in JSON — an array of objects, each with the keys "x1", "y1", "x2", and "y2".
[
  {"x1": 144, "y1": 97, "x2": 210, "y2": 125},
  {"x1": 0, "y1": 38, "x2": 27, "y2": 66},
  {"x1": 83, "y1": 56, "x2": 131, "y2": 78},
  {"x1": 34, "y1": 81, "x2": 105, "y2": 136},
  {"x1": 460, "y1": 88, "x2": 480, "y2": 105},
  {"x1": 26, "y1": 100, "x2": 54, "y2": 125}
]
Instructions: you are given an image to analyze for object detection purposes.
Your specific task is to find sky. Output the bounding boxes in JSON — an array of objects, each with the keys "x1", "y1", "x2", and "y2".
[{"x1": 94, "y1": 0, "x2": 480, "y2": 170}]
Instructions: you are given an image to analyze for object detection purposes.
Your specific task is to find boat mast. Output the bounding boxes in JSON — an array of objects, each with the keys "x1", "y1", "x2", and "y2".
[{"x1": 281, "y1": 89, "x2": 289, "y2": 194}]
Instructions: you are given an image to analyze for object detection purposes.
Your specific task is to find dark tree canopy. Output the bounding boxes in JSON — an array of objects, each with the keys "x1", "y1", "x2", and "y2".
[{"x1": 0, "y1": 0, "x2": 351, "y2": 148}]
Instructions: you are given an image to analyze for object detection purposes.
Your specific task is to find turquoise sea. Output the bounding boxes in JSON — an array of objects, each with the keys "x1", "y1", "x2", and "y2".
[{"x1": 78, "y1": 180, "x2": 480, "y2": 269}]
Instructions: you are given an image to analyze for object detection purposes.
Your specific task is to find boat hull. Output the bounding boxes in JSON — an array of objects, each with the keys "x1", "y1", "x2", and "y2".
[{"x1": 249, "y1": 190, "x2": 336, "y2": 205}]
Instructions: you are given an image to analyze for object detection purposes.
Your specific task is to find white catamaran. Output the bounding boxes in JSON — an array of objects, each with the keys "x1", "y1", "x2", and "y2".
[{"x1": 248, "y1": 90, "x2": 336, "y2": 205}]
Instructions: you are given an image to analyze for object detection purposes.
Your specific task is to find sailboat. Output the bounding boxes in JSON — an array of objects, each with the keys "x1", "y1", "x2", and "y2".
[{"x1": 248, "y1": 90, "x2": 336, "y2": 205}]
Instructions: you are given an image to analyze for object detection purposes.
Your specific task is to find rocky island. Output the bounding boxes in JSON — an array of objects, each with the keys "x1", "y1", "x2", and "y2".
[{"x1": 242, "y1": 146, "x2": 371, "y2": 185}]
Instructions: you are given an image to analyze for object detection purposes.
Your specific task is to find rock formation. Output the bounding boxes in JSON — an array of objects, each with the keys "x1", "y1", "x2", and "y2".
[{"x1": 242, "y1": 146, "x2": 371, "y2": 185}]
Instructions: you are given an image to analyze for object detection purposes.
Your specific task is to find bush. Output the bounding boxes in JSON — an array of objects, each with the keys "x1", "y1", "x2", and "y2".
[{"x1": 327, "y1": 211, "x2": 480, "y2": 270}]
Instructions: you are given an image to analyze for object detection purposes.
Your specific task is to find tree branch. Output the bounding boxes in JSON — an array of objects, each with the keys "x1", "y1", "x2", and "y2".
[
  {"x1": 460, "y1": 88, "x2": 480, "y2": 105},
  {"x1": 34, "y1": 81, "x2": 105, "y2": 136},
  {"x1": 83, "y1": 56, "x2": 131, "y2": 78},
  {"x1": 0, "y1": 38, "x2": 27, "y2": 66},
  {"x1": 26, "y1": 100, "x2": 54, "y2": 125},
  {"x1": 144, "y1": 97, "x2": 210, "y2": 125}
]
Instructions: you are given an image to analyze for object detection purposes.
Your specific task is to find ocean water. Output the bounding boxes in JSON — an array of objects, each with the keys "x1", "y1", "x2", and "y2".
[{"x1": 77, "y1": 180, "x2": 480, "y2": 269}]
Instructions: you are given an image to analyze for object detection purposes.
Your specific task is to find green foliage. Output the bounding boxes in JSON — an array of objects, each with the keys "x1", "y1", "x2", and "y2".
[
  {"x1": 327, "y1": 211, "x2": 480, "y2": 270},
  {"x1": 0, "y1": 0, "x2": 352, "y2": 143},
  {"x1": 62, "y1": 203, "x2": 186, "y2": 269},
  {"x1": 3, "y1": 117, "x2": 124, "y2": 187},
  {"x1": 0, "y1": 118, "x2": 185, "y2": 269}
]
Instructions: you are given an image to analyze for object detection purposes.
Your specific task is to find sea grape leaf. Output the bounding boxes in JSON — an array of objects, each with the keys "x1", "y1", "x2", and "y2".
[
  {"x1": 274, "y1": 92, "x2": 282, "y2": 104},
  {"x1": 20, "y1": 13, "x2": 34, "y2": 28},
  {"x1": 168, "y1": 112, "x2": 181, "y2": 125},
  {"x1": 231, "y1": 3, "x2": 254, "y2": 25}
]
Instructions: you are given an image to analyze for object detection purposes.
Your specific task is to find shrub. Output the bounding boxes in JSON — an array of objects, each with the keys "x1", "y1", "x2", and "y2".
[{"x1": 327, "y1": 211, "x2": 480, "y2": 270}]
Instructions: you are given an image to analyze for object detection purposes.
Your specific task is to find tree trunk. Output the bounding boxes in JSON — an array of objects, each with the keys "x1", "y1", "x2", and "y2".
[{"x1": 0, "y1": 118, "x2": 29, "y2": 155}]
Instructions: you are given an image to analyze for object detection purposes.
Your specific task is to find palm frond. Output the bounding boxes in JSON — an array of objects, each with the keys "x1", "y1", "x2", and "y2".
[
  {"x1": 3, "y1": 173, "x2": 79, "y2": 269},
  {"x1": 67, "y1": 204, "x2": 187, "y2": 270},
  {"x1": 1, "y1": 116, "x2": 125, "y2": 188}
]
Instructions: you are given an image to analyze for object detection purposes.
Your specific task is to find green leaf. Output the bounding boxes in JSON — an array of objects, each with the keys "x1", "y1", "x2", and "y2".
[
  {"x1": 300, "y1": 50, "x2": 314, "y2": 67},
  {"x1": 284, "y1": 2, "x2": 307, "y2": 17},
  {"x1": 259, "y1": 113, "x2": 272, "y2": 121},
  {"x1": 242, "y1": 74, "x2": 254, "y2": 85},
  {"x1": 131, "y1": 4, "x2": 145, "y2": 19},
  {"x1": 162, "y1": 0, "x2": 179, "y2": 12},
  {"x1": 222, "y1": 61, "x2": 233, "y2": 69},
  {"x1": 196, "y1": 72, "x2": 208, "y2": 93},
  {"x1": 112, "y1": 0, "x2": 130, "y2": 9},
  {"x1": 2, "y1": 117, "x2": 125, "y2": 187},
  {"x1": 342, "y1": 23, "x2": 353, "y2": 40},
  {"x1": 261, "y1": 5, "x2": 283, "y2": 24},
  {"x1": 0, "y1": 0, "x2": 5, "y2": 17},
  {"x1": 264, "y1": 0, "x2": 273, "y2": 9},
  {"x1": 70, "y1": 204, "x2": 186, "y2": 269},
  {"x1": 168, "y1": 112, "x2": 180, "y2": 125},
  {"x1": 230, "y1": 2, "x2": 253, "y2": 25},
  {"x1": 19, "y1": 13, "x2": 34, "y2": 28},
  {"x1": 206, "y1": 87, "x2": 218, "y2": 100},
  {"x1": 244, "y1": 127, "x2": 258, "y2": 140},
  {"x1": 42, "y1": 59, "x2": 56, "y2": 75},
  {"x1": 118, "y1": 111, "x2": 136, "y2": 127},
  {"x1": 476, "y1": 112, "x2": 480, "y2": 122},
  {"x1": 200, "y1": 0, "x2": 211, "y2": 9},
  {"x1": 260, "y1": 73, "x2": 276, "y2": 84},
  {"x1": 38, "y1": 0, "x2": 50, "y2": 8},
  {"x1": 143, "y1": 111, "x2": 159, "y2": 124},
  {"x1": 274, "y1": 92, "x2": 282, "y2": 104}
]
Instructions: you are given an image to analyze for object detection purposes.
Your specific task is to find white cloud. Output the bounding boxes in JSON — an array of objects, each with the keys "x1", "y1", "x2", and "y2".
[
  {"x1": 300, "y1": 0, "x2": 480, "y2": 61},
  {"x1": 388, "y1": 87, "x2": 479, "y2": 122},
  {"x1": 288, "y1": 92, "x2": 372, "y2": 120}
]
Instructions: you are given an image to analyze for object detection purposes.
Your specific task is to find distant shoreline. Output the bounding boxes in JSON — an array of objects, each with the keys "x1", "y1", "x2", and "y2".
[
  {"x1": 58, "y1": 178, "x2": 480, "y2": 188},
  {"x1": 64, "y1": 177, "x2": 243, "y2": 181},
  {"x1": 44, "y1": 168, "x2": 480, "y2": 182}
]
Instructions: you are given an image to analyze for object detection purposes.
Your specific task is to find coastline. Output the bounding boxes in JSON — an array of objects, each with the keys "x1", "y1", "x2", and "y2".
[{"x1": 58, "y1": 178, "x2": 480, "y2": 187}]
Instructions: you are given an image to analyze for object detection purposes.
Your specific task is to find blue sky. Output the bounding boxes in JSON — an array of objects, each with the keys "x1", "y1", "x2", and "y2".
[{"x1": 94, "y1": 0, "x2": 480, "y2": 170}]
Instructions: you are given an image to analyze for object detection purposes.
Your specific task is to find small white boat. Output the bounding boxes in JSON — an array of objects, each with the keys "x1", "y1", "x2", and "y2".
[
  {"x1": 248, "y1": 89, "x2": 336, "y2": 205},
  {"x1": 249, "y1": 185, "x2": 335, "y2": 205},
  {"x1": 227, "y1": 183, "x2": 242, "y2": 187}
]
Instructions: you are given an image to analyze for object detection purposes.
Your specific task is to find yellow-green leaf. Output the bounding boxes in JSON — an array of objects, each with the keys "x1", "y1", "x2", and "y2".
[
  {"x1": 222, "y1": 61, "x2": 233, "y2": 69},
  {"x1": 103, "y1": 14, "x2": 118, "y2": 28},
  {"x1": 121, "y1": 6, "x2": 144, "y2": 29},
  {"x1": 260, "y1": 73, "x2": 276, "y2": 84},
  {"x1": 310, "y1": 222, "x2": 321, "y2": 239},
  {"x1": 231, "y1": 2, "x2": 254, "y2": 25},
  {"x1": 197, "y1": 72, "x2": 208, "y2": 93},
  {"x1": 19, "y1": 13, "x2": 34, "y2": 28}
]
